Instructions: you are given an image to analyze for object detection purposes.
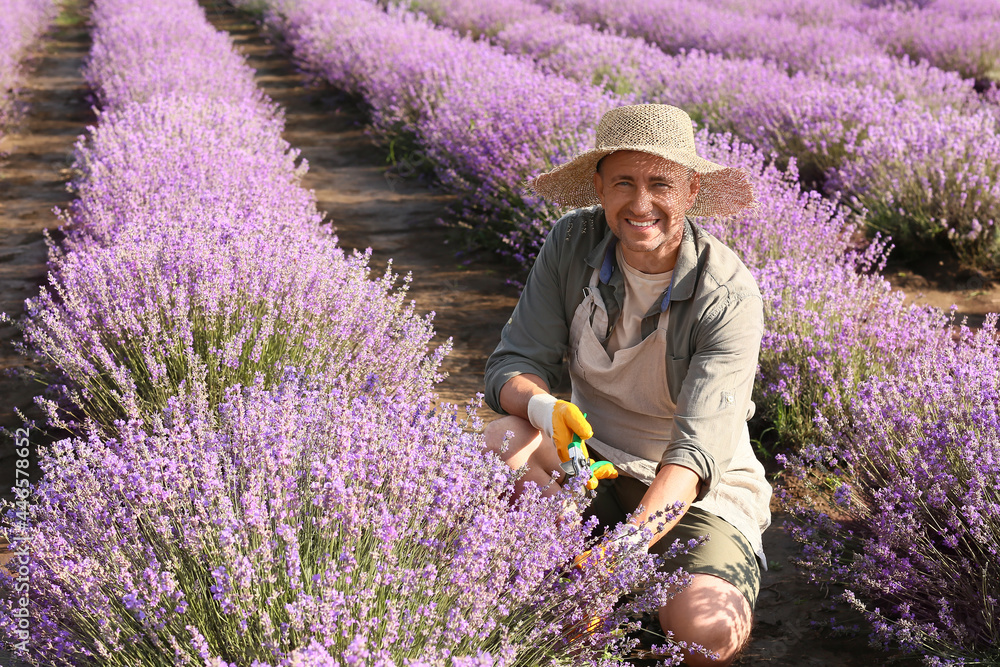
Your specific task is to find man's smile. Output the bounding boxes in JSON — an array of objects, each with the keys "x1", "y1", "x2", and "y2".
[{"x1": 626, "y1": 218, "x2": 660, "y2": 228}]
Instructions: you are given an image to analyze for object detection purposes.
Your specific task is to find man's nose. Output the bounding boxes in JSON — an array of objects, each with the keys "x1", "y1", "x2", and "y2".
[{"x1": 628, "y1": 185, "x2": 654, "y2": 215}]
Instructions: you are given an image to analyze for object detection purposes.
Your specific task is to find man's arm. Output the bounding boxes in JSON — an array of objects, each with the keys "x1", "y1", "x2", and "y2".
[
  {"x1": 630, "y1": 464, "x2": 701, "y2": 547},
  {"x1": 660, "y1": 290, "x2": 765, "y2": 499},
  {"x1": 485, "y1": 212, "x2": 590, "y2": 414},
  {"x1": 498, "y1": 372, "x2": 550, "y2": 420}
]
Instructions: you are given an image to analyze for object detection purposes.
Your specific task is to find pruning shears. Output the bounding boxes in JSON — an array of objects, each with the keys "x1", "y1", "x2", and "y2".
[{"x1": 559, "y1": 414, "x2": 618, "y2": 491}]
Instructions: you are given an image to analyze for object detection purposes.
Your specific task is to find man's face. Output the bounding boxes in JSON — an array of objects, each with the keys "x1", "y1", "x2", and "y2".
[{"x1": 593, "y1": 151, "x2": 699, "y2": 273}]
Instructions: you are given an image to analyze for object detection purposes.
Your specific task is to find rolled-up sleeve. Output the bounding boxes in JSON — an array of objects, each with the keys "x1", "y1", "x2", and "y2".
[
  {"x1": 658, "y1": 287, "x2": 764, "y2": 500},
  {"x1": 484, "y1": 228, "x2": 570, "y2": 415}
]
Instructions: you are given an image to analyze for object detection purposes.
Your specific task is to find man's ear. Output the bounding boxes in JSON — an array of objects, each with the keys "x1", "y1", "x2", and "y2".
[
  {"x1": 593, "y1": 169, "x2": 605, "y2": 206},
  {"x1": 687, "y1": 172, "x2": 701, "y2": 208}
]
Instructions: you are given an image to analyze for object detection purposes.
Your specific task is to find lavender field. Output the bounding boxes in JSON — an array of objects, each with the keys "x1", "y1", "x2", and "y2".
[{"x1": 0, "y1": 0, "x2": 999, "y2": 664}]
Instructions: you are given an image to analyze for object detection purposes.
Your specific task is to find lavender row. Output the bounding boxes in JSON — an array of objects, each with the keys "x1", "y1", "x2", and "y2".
[
  {"x1": 780, "y1": 313, "x2": 1000, "y2": 663},
  {"x1": 537, "y1": 0, "x2": 1000, "y2": 87},
  {"x1": 712, "y1": 0, "x2": 1000, "y2": 84},
  {"x1": 407, "y1": 0, "x2": 990, "y2": 115},
  {"x1": 406, "y1": 0, "x2": 1000, "y2": 269},
  {"x1": 0, "y1": 0, "x2": 685, "y2": 664},
  {"x1": 263, "y1": 0, "x2": 1000, "y2": 660},
  {"x1": 0, "y1": 0, "x2": 57, "y2": 137}
]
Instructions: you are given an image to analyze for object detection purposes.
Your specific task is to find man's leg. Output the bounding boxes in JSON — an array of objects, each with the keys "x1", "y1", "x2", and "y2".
[
  {"x1": 604, "y1": 475, "x2": 758, "y2": 667},
  {"x1": 483, "y1": 415, "x2": 565, "y2": 497},
  {"x1": 658, "y1": 573, "x2": 752, "y2": 666}
]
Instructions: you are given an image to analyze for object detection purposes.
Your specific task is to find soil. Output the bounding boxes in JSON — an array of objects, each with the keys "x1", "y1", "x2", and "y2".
[
  {"x1": 0, "y1": 1, "x2": 994, "y2": 665},
  {"x1": 883, "y1": 254, "x2": 1000, "y2": 329}
]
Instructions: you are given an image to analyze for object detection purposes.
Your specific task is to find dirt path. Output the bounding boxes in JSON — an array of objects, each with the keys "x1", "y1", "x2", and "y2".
[
  {"x1": 0, "y1": 5, "x2": 93, "y2": 420},
  {"x1": 0, "y1": 5, "x2": 93, "y2": 666},
  {"x1": 885, "y1": 256, "x2": 1000, "y2": 329},
  {"x1": 0, "y1": 3, "x2": 92, "y2": 487}
]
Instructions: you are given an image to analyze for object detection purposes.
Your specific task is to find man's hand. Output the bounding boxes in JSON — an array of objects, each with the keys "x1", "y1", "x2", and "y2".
[
  {"x1": 526, "y1": 394, "x2": 593, "y2": 457},
  {"x1": 586, "y1": 459, "x2": 618, "y2": 490},
  {"x1": 527, "y1": 394, "x2": 617, "y2": 490}
]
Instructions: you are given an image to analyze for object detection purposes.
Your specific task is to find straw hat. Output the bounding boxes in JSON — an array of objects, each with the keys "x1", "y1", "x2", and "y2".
[{"x1": 527, "y1": 104, "x2": 757, "y2": 218}]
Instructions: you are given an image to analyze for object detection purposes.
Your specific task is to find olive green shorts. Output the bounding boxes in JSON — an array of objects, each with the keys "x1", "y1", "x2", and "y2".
[{"x1": 583, "y1": 473, "x2": 760, "y2": 609}]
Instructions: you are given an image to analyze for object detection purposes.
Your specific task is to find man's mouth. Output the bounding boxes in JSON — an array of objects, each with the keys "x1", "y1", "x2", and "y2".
[{"x1": 627, "y1": 218, "x2": 659, "y2": 228}]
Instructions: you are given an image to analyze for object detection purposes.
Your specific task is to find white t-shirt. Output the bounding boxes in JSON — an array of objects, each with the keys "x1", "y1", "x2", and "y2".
[{"x1": 605, "y1": 244, "x2": 673, "y2": 358}]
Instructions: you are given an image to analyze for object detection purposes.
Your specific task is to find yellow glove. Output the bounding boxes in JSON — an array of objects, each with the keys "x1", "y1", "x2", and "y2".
[
  {"x1": 552, "y1": 400, "x2": 594, "y2": 462},
  {"x1": 586, "y1": 459, "x2": 618, "y2": 491},
  {"x1": 526, "y1": 394, "x2": 593, "y2": 458}
]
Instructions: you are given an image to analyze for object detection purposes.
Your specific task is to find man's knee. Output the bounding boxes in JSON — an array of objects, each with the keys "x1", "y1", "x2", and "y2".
[
  {"x1": 658, "y1": 574, "x2": 752, "y2": 666},
  {"x1": 484, "y1": 415, "x2": 538, "y2": 459}
]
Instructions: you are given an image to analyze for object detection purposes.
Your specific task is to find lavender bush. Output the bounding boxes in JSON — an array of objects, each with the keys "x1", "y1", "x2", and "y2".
[
  {"x1": 847, "y1": 1, "x2": 1000, "y2": 82},
  {"x1": 704, "y1": 0, "x2": 1000, "y2": 83},
  {"x1": 534, "y1": 0, "x2": 884, "y2": 74},
  {"x1": 18, "y1": 0, "x2": 441, "y2": 429},
  {"x1": 0, "y1": 0, "x2": 57, "y2": 136},
  {"x1": 781, "y1": 315, "x2": 1000, "y2": 663},
  {"x1": 24, "y1": 189, "x2": 444, "y2": 430},
  {"x1": 84, "y1": 0, "x2": 269, "y2": 113},
  {"x1": 2, "y1": 377, "x2": 688, "y2": 665},
  {"x1": 830, "y1": 102, "x2": 1000, "y2": 268}
]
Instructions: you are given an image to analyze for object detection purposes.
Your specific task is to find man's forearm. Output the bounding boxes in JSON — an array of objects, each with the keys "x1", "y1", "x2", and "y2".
[
  {"x1": 498, "y1": 373, "x2": 551, "y2": 420},
  {"x1": 630, "y1": 464, "x2": 701, "y2": 548}
]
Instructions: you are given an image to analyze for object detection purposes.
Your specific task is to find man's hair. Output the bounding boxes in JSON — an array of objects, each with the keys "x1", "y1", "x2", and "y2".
[{"x1": 594, "y1": 153, "x2": 696, "y2": 180}]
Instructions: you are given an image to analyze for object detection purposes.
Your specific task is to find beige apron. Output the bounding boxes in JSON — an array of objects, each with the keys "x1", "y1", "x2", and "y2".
[
  {"x1": 568, "y1": 267, "x2": 771, "y2": 563},
  {"x1": 569, "y1": 267, "x2": 673, "y2": 484}
]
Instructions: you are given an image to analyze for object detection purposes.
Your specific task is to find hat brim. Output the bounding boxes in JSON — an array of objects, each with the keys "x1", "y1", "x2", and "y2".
[{"x1": 527, "y1": 145, "x2": 757, "y2": 218}]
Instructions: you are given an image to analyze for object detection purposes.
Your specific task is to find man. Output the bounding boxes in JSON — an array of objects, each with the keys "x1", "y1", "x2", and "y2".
[{"x1": 483, "y1": 104, "x2": 771, "y2": 666}]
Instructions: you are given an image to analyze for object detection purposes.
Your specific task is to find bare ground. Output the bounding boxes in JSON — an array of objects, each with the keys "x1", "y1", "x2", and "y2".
[{"x1": 0, "y1": 1, "x2": 993, "y2": 664}]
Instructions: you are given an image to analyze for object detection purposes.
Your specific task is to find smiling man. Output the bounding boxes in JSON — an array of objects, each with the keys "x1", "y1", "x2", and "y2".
[{"x1": 484, "y1": 104, "x2": 771, "y2": 666}]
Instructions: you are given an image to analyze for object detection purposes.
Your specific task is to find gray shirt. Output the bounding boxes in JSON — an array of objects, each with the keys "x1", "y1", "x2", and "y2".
[{"x1": 485, "y1": 206, "x2": 771, "y2": 555}]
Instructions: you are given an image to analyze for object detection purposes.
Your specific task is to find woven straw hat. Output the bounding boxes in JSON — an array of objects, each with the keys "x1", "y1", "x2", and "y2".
[{"x1": 528, "y1": 104, "x2": 757, "y2": 218}]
